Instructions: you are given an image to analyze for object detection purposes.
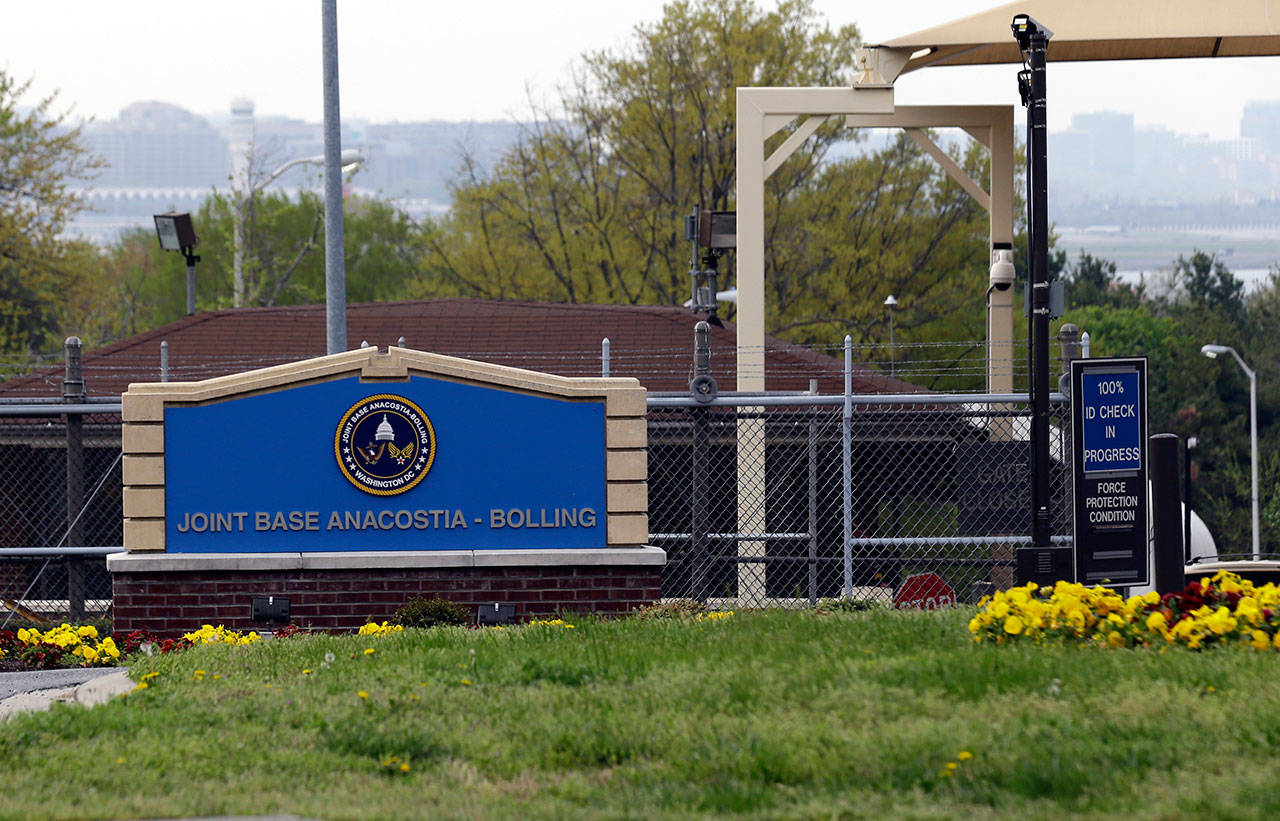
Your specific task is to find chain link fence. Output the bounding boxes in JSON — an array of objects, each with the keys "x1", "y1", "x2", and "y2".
[
  {"x1": 0, "y1": 406, "x2": 121, "y2": 626},
  {"x1": 0, "y1": 342, "x2": 1073, "y2": 619},
  {"x1": 647, "y1": 393, "x2": 1072, "y2": 608}
]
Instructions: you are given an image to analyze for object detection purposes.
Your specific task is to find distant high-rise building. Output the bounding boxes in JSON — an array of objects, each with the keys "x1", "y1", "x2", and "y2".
[
  {"x1": 1240, "y1": 100, "x2": 1280, "y2": 159},
  {"x1": 85, "y1": 101, "x2": 229, "y2": 188},
  {"x1": 1070, "y1": 111, "x2": 1135, "y2": 179},
  {"x1": 228, "y1": 98, "x2": 255, "y2": 194}
]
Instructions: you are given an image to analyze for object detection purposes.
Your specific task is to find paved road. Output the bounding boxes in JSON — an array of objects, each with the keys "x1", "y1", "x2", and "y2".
[{"x1": 0, "y1": 667, "x2": 125, "y2": 700}]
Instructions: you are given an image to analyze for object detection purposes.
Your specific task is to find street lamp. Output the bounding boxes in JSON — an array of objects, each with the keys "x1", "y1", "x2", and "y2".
[
  {"x1": 153, "y1": 212, "x2": 200, "y2": 316},
  {"x1": 1200, "y1": 343, "x2": 1260, "y2": 560},
  {"x1": 232, "y1": 148, "x2": 362, "y2": 308},
  {"x1": 884, "y1": 294, "x2": 897, "y2": 377}
]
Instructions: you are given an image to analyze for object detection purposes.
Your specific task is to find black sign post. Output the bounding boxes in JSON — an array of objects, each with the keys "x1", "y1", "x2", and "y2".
[{"x1": 1070, "y1": 357, "x2": 1149, "y2": 587}]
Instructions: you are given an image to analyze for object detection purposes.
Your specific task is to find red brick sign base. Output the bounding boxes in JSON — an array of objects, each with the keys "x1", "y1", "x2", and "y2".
[{"x1": 112, "y1": 565, "x2": 663, "y2": 637}]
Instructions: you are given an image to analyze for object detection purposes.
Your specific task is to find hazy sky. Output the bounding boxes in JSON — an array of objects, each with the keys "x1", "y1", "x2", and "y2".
[{"x1": 3, "y1": 1, "x2": 1279, "y2": 139}]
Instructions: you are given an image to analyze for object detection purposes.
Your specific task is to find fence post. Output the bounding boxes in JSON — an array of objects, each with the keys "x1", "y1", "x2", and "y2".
[
  {"x1": 1151, "y1": 433, "x2": 1185, "y2": 595},
  {"x1": 842, "y1": 335, "x2": 853, "y2": 597},
  {"x1": 160, "y1": 340, "x2": 169, "y2": 382},
  {"x1": 1058, "y1": 323, "x2": 1078, "y2": 396},
  {"x1": 63, "y1": 336, "x2": 86, "y2": 621},
  {"x1": 601, "y1": 337, "x2": 611, "y2": 378},
  {"x1": 807, "y1": 380, "x2": 819, "y2": 606},
  {"x1": 690, "y1": 323, "x2": 712, "y2": 602}
]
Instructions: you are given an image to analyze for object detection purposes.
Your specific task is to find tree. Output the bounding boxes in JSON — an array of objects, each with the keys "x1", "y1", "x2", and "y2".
[
  {"x1": 1172, "y1": 249, "x2": 1245, "y2": 320},
  {"x1": 0, "y1": 70, "x2": 102, "y2": 358},
  {"x1": 428, "y1": 0, "x2": 862, "y2": 306},
  {"x1": 1062, "y1": 251, "x2": 1143, "y2": 310},
  {"x1": 79, "y1": 190, "x2": 433, "y2": 345},
  {"x1": 425, "y1": 0, "x2": 995, "y2": 388}
]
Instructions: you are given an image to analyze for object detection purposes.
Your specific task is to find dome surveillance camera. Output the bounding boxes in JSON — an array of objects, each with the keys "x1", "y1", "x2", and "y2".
[{"x1": 989, "y1": 246, "x2": 1015, "y2": 290}]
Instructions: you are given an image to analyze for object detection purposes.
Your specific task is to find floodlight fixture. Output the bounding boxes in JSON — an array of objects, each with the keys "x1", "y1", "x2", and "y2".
[
  {"x1": 153, "y1": 212, "x2": 197, "y2": 252},
  {"x1": 153, "y1": 212, "x2": 200, "y2": 315}
]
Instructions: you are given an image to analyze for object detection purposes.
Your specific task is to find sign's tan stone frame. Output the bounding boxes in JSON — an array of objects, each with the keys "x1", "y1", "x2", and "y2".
[{"x1": 119, "y1": 346, "x2": 650, "y2": 555}]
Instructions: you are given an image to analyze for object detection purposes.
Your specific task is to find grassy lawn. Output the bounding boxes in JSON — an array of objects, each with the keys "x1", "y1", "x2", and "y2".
[{"x1": 2, "y1": 608, "x2": 1279, "y2": 819}]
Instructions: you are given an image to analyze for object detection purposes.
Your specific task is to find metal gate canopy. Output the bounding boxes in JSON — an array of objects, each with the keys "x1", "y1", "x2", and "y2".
[
  {"x1": 732, "y1": 0, "x2": 1280, "y2": 600},
  {"x1": 865, "y1": 0, "x2": 1280, "y2": 79}
]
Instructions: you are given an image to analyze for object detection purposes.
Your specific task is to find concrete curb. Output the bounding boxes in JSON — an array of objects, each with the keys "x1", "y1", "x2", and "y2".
[
  {"x1": 75, "y1": 670, "x2": 134, "y2": 706},
  {"x1": 0, "y1": 669, "x2": 133, "y2": 720}
]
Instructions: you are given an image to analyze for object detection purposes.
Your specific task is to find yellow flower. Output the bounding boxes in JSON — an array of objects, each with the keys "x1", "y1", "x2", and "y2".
[
  {"x1": 1107, "y1": 631, "x2": 1126, "y2": 648},
  {"x1": 399, "y1": 762, "x2": 410, "y2": 773},
  {"x1": 1145, "y1": 611, "x2": 1167, "y2": 631},
  {"x1": 460, "y1": 678, "x2": 472, "y2": 686},
  {"x1": 302, "y1": 669, "x2": 312, "y2": 675},
  {"x1": 1003, "y1": 616, "x2": 1024, "y2": 635},
  {"x1": 358, "y1": 691, "x2": 369, "y2": 699},
  {"x1": 363, "y1": 648, "x2": 376, "y2": 656},
  {"x1": 1249, "y1": 630, "x2": 1270, "y2": 650},
  {"x1": 958, "y1": 751, "x2": 973, "y2": 761},
  {"x1": 142, "y1": 671, "x2": 160, "y2": 681}
]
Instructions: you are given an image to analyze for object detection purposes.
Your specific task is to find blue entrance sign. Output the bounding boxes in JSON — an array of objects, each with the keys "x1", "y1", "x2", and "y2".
[
  {"x1": 1079, "y1": 370, "x2": 1142, "y2": 474},
  {"x1": 1070, "y1": 358, "x2": 1149, "y2": 587},
  {"x1": 163, "y1": 375, "x2": 607, "y2": 552}
]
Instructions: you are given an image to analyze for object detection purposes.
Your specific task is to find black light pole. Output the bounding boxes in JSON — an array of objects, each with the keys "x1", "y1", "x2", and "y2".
[{"x1": 1013, "y1": 15, "x2": 1054, "y2": 549}]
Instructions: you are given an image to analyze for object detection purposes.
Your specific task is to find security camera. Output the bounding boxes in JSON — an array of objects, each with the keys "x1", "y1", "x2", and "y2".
[{"x1": 989, "y1": 244, "x2": 1016, "y2": 290}]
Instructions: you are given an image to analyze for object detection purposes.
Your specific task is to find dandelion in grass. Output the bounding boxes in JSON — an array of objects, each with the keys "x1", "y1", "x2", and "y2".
[
  {"x1": 364, "y1": 648, "x2": 376, "y2": 656},
  {"x1": 115, "y1": 757, "x2": 125, "y2": 764},
  {"x1": 358, "y1": 690, "x2": 370, "y2": 699},
  {"x1": 302, "y1": 668, "x2": 312, "y2": 675},
  {"x1": 958, "y1": 751, "x2": 973, "y2": 761},
  {"x1": 460, "y1": 678, "x2": 472, "y2": 686},
  {"x1": 141, "y1": 671, "x2": 160, "y2": 681}
]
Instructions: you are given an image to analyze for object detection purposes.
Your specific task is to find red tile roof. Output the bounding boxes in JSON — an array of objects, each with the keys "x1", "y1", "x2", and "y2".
[{"x1": 1, "y1": 299, "x2": 916, "y2": 397}]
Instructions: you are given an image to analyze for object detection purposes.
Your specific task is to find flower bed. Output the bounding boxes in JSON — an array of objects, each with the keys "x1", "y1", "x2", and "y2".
[
  {"x1": 970, "y1": 570, "x2": 1280, "y2": 650},
  {"x1": 0, "y1": 624, "x2": 122, "y2": 670}
]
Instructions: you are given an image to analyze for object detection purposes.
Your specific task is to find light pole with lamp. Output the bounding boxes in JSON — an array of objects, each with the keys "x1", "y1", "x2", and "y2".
[
  {"x1": 1201, "y1": 343, "x2": 1260, "y2": 560},
  {"x1": 232, "y1": 148, "x2": 362, "y2": 308},
  {"x1": 884, "y1": 294, "x2": 897, "y2": 377},
  {"x1": 153, "y1": 212, "x2": 200, "y2": 316}
]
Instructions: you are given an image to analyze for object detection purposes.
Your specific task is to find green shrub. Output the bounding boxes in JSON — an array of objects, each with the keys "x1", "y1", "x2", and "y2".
[
  {"x1": 634, "y1": 598, "x2": 706, "y2": 620},
  {"x1": 817, "y1": 596, "x2": 884, "y2": 613},
  {"x1": 391, "y1": 596, "x2": 471, "y2": 628}
]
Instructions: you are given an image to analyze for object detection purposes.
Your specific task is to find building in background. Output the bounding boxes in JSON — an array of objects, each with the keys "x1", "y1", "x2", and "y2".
[{"x1": 70, "y1": 99, "x2": 526, "y2": 244}]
